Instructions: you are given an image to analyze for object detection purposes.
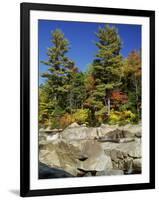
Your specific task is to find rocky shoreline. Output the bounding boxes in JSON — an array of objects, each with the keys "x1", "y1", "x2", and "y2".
[{"x1": 39, "y1": 123, "x2": 141, "y2": 179}]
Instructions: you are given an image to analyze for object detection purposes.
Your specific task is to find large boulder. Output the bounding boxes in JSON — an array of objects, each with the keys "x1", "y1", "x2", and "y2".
[
  {"x1": 122, "y1": 123, "x2": 141, "y2": 134},
  {"x1": 79, "y1": 154, "x2": 112, "y2": 172},
  {"x1": 39, "y1": 139, "x2": 82, "y2": 176},
  {"x1": 39, "y1": 139, "x2": 113, "y2": 176},
  {"x1": 61, "y1": 126, "x2": 98, "y2": 140},
  {"x1": 117, "y1": 140, "x2": 141, "y2": 159},
  {"x1": 67, "y1": 122, "x2": 80, "y2": 128},
  {"x1": 98, "y1": 129, "x2": 135, "y2": 141},
  {"x1": 99, "y1": 124, "x2": 141, "y2": 139},
  {"x1": 60, "y1": 123, "x2": 141, "y2": 141},
  {"x1": 104, "y1": 140, "x2": 141, "y2": 173},
  {"x1": 78, "y1": 140, "x2": 112, "y2": 172}
]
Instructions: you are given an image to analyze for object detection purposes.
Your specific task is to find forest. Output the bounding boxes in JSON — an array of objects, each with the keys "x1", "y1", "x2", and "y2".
[{"x1": 39, "y1": 25, "x2": 141, "y2": 129}]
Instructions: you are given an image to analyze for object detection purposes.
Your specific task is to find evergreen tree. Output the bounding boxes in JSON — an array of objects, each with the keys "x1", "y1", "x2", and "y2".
[
  {"x1": 40, "y1": 29, "x2": 87, "y2": 127},
  {"x1": 65, "y1": 70, "x2": 86, "y2": 112},
  {"x1": 40, "y1": 29, "x2": 79, "y2": 127},
  {"x1": 90, "y1": 25, "x2": 123, "y2": 117},
  {"x1": 39, "y1": 26, "x2": 141, "y2": 128},
  {"x1": 41, "y1": 29, "x2": 76, "y2": 109}
]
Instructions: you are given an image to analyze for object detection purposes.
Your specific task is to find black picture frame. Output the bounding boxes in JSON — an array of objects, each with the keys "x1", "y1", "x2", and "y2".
[{"x1": 20, "y1": 2, "x2": 155, "y2": 197}]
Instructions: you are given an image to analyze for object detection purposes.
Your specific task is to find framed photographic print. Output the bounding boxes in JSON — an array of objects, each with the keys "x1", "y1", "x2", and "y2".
[{"x1": 20, "y1": 2, "x2": 155, "y2": 197}]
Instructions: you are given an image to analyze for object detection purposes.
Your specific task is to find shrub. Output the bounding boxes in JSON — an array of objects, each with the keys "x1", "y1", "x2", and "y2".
[
  {"x1": 59, "y1": 113, "x2": 75, "y2": 128},
  {"x1": 49, "y1": 118, "x2": 61, "y2": 129},
  {"x1": 73, "y1": 109, "x2": 90, "y2": 125},
  {"x1": 108, "y1": 110, "x2": 136, "y2": 125},
  {"x1": 95, "y1": 107, "x2": 108, "y2": 124},
  {"x1": 108, "y1": 110, "x2": 121, "y2": 124}
]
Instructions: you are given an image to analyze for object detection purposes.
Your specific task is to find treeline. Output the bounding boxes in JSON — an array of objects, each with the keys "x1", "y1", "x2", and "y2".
[{"x1": 39, "y1": 25, "x2": 141, "y2": 129}]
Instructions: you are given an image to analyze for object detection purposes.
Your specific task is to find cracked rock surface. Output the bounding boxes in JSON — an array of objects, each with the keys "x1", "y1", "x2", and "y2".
[{"x1": 39, "y1": 123, "x2": 142, "y2": 178}]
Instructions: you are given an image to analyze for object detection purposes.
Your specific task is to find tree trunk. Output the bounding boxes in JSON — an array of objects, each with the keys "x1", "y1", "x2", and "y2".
[
  {"x1": 104, "y1": 96, "x2": 111, "y2": 115},
  {"x1": 135, "y1": 79, "x2": 139, "y2": 115},
  {"x1": 108, "y1": 98, "x2": 111, "y2": 115},
  {"x1": 69, "y1": 91, "x2": 73, "y2": 114}
]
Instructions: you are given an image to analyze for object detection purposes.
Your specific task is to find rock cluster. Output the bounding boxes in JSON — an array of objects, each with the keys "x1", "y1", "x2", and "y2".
[{"x1": 39, "y1": 123, "x2": 142, "y2": 178}]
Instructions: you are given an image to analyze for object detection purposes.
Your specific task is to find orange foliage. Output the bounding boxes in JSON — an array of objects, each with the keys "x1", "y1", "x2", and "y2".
[
  {"x1": 111, "y1": 90, "x2": 128, "y2": 103},
  {"x1": 59, "y1": 113, "x2": 75, "y2": 128},
  {"x1": 127, "y1": 50, "x2": 141, "y2": 78}
]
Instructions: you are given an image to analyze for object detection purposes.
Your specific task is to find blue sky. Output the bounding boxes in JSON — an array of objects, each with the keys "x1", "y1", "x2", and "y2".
[{"x1": 38, "y1": 20, "x2": 141, "y2": 84}]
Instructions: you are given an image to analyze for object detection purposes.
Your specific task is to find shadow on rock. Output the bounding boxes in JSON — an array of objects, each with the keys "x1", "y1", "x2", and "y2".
[{"x1": 39, "y1": 162, "x2": 74, "y2": 179}]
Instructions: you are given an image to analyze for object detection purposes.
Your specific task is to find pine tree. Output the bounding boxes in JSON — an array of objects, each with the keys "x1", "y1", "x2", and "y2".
[
  {"x1": 91, "y1": 25, "x2": 123, "y2": 116},
  {"x1": 40, "y1": 29, "x2": 87, "y2": 127},
  {"x1": 40, "y1": 29, "x2": 79, "y2": 127},
  {"x1": 41, "y1": 29, "x2": 75, "y2": 107}
]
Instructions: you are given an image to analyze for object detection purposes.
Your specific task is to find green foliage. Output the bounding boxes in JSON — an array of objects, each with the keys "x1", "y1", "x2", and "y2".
[
  {"x1": 49, "y1": 118, "x2": 61, "y2": 129},
  {"x1": 94, "y1": 25, "x2": 123, "y2": 83},
  {"x1": 39, "y1": 27, "x2": 141, "y2": 129},
  {"x1": 95, "y1": 107, "x2": 108, "y2": 124},
  {"x1": 85, "y1": 25, "x2": 124, "y2": 118},
  {"x1": 41, "y1": 29, "x2": 78, "y2": 111}
]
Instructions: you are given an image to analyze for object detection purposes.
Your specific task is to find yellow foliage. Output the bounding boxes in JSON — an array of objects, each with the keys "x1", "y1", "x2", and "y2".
[
  {"x1": 73, "y1": 109, "x2": 90, "y2": 124},
  {"x1": 109, "y1": 110, "x2": 136, "y2": 125},
  {"x1": 59, "y1": 109, "x2": 90, "y2": 128}
]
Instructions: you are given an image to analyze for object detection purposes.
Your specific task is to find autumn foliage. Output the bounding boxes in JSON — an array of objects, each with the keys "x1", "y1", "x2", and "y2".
[{"x1": 39, "y1": 26, "x2": 141, "y2": 128}]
